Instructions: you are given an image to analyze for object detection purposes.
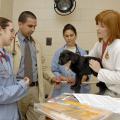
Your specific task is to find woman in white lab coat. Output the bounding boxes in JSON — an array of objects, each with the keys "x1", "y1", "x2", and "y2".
[{"x1": 89, "y1": 10, "x2": 120, "y2": 97}]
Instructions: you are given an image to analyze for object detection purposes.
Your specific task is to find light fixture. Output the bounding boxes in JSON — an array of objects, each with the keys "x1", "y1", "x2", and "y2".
[{"x1": 54, "y1": 0, "x2": 76, "y2": 16}]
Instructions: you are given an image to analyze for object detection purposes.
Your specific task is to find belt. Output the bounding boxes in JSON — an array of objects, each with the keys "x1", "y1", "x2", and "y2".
[{"x1": 29, "y1": 81, "x2": 38, "y2": 87}]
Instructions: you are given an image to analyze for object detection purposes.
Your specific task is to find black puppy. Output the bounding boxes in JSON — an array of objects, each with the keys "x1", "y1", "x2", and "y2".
[{"x1": 58, "y1": 50, "x2": 107, "y2": 93}]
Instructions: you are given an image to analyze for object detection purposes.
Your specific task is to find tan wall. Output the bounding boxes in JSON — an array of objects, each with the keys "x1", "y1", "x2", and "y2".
[
  {"x1": 0, "y1": 0, "x2": 13, "y2": 19},
  {"x1": 0, "y1": 0, "x2": 1, "y2": 15},
  {"x1": 12, "y1": 0, "x2": 120, "y2": 66}
]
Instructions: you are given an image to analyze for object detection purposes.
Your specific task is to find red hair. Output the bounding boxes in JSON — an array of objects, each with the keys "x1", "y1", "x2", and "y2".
[{"x1": 95, "y1": 10, "x2": 120, "y2": 44}]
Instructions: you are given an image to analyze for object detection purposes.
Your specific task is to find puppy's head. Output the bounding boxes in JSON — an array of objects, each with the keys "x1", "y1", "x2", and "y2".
[
  {"x1": 58, "y1": 50, "x2": 80, "y2": 65},
  {"x1": 58, "y1": 50, "x2": 72, "y2": 65}
]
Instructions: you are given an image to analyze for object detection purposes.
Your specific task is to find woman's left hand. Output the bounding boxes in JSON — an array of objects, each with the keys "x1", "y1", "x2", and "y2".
[{"x1": 89, "y1": 59, "x2": 101, "y2": 73}]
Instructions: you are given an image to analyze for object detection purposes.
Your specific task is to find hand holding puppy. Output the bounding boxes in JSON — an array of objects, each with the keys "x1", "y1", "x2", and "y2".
[{"x1": 23, "y1": 77, "x2": 31, "y2": 86}]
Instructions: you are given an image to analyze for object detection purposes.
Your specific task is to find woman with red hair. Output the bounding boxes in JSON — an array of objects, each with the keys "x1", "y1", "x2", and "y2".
[{"x1": 89, "y1": 10, "x2": 120, "y2": 97}]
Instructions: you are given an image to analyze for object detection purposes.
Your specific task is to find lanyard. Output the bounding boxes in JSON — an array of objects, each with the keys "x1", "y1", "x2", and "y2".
[
  {"x1": 64, "y1": 44, "x2": 81, "y2": 55},
  {"x1": 0, "y1": 51, "x2": 7, "y2": 63},
  {"x1": 12, "y1": 32, "x2": 18, "y2": 56},
  {"x1": 101, "y1": 39, "x2": 109, "y2": 59}
]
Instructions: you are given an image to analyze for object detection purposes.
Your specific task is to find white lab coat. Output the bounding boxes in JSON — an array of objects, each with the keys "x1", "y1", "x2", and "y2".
[{"x1": 89, "y1": 39, "x2": 120, "y2": 95}]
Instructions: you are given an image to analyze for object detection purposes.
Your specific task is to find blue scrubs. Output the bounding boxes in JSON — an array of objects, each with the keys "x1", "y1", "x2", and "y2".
[
  {"x1": 51, "y1": 45, "x2": 90, "y2": 97},
  {"x1": 0, "y1": 48, "x2": 28, "y2": 120}
]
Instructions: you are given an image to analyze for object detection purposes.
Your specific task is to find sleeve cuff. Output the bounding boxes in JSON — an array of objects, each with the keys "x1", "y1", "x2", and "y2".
[
  {"x1": 18, "y1": 80, "x2": 29, "y2": 90},
  {"x1": 97, "y1": 69, "x2": 104, "y2": 82}
]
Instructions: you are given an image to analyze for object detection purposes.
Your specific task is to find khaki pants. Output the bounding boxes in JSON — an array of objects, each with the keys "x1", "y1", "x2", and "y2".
[{"x1": 19, "y1": 86, "x2": 45, "y2": 120}]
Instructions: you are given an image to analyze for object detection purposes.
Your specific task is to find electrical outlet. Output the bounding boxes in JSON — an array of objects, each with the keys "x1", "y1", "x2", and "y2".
[{"x1": 46, "y1": 37, "x2": 52, "y2": 46}]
